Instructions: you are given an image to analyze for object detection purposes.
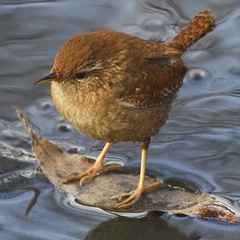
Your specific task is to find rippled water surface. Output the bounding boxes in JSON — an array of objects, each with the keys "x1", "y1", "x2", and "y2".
[{"x1": 1, "y1": 1, "x2": 240, "y2": 239}]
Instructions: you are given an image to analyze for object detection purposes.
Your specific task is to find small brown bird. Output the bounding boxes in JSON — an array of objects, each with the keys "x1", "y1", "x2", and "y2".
[{"x1": 34, "y1": 10, "x2": 216, "y2": 209}]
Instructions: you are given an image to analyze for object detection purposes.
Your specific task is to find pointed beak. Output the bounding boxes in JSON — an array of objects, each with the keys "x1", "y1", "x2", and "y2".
[{"x1": 33, "y1": 72, "x2": 57, "y2": 86}]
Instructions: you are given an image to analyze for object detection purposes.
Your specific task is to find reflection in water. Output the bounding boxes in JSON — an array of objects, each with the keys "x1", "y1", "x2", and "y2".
[
  {"x1": 85, "y1": 213, "x2": 200, "y2": 240},
  {"x1": 24, "y1": 187, "x2": 40, "y2": 216}
]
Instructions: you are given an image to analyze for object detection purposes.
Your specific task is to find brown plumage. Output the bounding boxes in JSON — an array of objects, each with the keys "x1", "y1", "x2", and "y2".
[{"x1": 34, "y1": 10, "x2": 216, "y2": 209}]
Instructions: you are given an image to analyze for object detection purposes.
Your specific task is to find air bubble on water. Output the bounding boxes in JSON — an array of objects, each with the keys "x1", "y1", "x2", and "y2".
[{"x1": 186, "y1": 68, "x2": 211, "y2": 81}]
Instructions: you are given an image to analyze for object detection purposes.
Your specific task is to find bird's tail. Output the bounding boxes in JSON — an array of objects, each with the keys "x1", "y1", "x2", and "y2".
[{"x1": 168, "y1": 10, "x2": 216, "y2": 55}]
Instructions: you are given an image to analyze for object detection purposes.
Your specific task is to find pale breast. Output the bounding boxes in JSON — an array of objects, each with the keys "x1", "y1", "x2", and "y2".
[{"x1": 51, "y1": 80, "x2": 170, "y2": 143}]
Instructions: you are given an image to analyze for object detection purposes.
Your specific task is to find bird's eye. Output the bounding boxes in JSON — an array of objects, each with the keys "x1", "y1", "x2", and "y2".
[{"x1": 75, "y1": 71, "x2": 87, "y2": 80}]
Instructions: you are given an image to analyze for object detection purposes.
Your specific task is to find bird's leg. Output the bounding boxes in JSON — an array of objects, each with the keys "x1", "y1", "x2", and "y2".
[
  {"x1": 62, "y1": 142, "x2": 120, "y2": 185},
  {"x1": 111, "y1": 139, "x2": 161, "y2": 209}
]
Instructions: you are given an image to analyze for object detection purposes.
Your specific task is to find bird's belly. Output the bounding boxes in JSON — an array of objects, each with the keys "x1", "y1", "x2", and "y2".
[
  {"x1": 61, "y1": 103, "x2": 168, "y2": 143},
  {"x1": 51, "y1": 83, "x2": 169, "y2": 142}
]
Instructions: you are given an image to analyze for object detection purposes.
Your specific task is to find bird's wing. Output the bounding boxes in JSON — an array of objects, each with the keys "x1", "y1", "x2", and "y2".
[{"x1": 115, "y1": 56, "x2": 187, "y2": 109}]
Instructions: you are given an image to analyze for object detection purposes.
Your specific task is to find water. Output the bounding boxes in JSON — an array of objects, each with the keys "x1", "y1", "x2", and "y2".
[{"x1": 1, "y1": 0, "x2": 240, "y2": 239}]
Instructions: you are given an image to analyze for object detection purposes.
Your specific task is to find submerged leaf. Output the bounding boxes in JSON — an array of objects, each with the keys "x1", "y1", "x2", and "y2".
[{"x1": 16, "y1": 109, "x2": 239, "y2": 223}]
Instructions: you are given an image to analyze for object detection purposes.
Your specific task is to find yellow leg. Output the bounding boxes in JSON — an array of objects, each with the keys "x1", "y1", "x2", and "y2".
[
  {"x1": 111, "y1": 139, "x2": 161, "y2": 209},
  {"x1": 62, "y1": 142, "x2": 120, "y2": 185}
]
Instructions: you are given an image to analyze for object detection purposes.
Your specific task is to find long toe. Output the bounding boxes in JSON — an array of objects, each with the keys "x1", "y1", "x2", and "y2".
[
  {"x1": 61, "y1": 172, "x2": 87, "y2": 184},
  {"x1": 61, "y1": 165, "x2": 102, "y2": 185},
  {"x1": 114, "y1": 189, "x2": 142, "y2": 209},
  {"x1": 79, "y1": 173, "x2": 95, "y2": 186},
  {"x1": 61, "y1": 163, "x2": 121, "y2": 185},
  {"x1": 112, "y1": 181, "x2": 162, "y2": 209}
]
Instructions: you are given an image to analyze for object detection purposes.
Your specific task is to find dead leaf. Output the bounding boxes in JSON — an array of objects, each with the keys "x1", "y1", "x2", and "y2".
[{"x1": 16, "y1": 109, "x2": 239, "y2": 223}]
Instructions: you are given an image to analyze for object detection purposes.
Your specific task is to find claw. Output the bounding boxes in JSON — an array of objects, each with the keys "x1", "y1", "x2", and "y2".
[
  {"x1": 62, "y1": 164, "x2": 100, "y2": 183},
  {"x1": 111, "y1": 181, "x2": 161, "y2": 209},
  {"x1": 61, "y1": 142, "x2": 115, "y2": 185},
  {"x1": 112, "y1": 190, "x2": 141, "y2": 209},
  {"x1": 61, "y1": 163, "x2": 122, "y2": 185}
]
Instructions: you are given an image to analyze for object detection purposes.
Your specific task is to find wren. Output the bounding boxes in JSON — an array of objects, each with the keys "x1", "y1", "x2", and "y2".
[{"x1": 34, "y1": 10, "x2": 216, "y2": 209}]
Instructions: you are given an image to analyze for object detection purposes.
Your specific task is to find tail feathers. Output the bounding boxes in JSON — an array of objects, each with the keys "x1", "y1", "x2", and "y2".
[{"x1": 169, "y1": 10, "x2": 216, "y2": 55}]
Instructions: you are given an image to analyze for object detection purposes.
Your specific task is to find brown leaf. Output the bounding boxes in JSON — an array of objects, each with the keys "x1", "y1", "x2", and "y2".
[{"x1": 16, "y1": 109, "x2": 239, "y2": 223}]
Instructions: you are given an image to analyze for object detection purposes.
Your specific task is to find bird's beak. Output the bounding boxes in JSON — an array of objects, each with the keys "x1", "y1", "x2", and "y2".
[{"x1": 33, "y1": 72, "x2": 57, "y2": 86}]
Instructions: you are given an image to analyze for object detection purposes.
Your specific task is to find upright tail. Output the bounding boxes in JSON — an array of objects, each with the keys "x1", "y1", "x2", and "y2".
[{"x1": 168, "y1": 10, "x2": 216, "y2": 55}]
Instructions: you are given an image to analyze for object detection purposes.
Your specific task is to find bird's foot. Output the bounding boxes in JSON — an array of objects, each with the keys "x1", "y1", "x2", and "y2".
[
  {"x1": 62, "y1": 163, "x2": 121, "y2": 186},
  {"x1": 111, "y1": 181, "x2": 161, "y2": 209}
]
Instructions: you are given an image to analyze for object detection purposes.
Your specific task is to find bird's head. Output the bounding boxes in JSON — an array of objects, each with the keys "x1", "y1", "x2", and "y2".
[{"x1": 34, "y1": 30, "x2": 132, "y2": 90}]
